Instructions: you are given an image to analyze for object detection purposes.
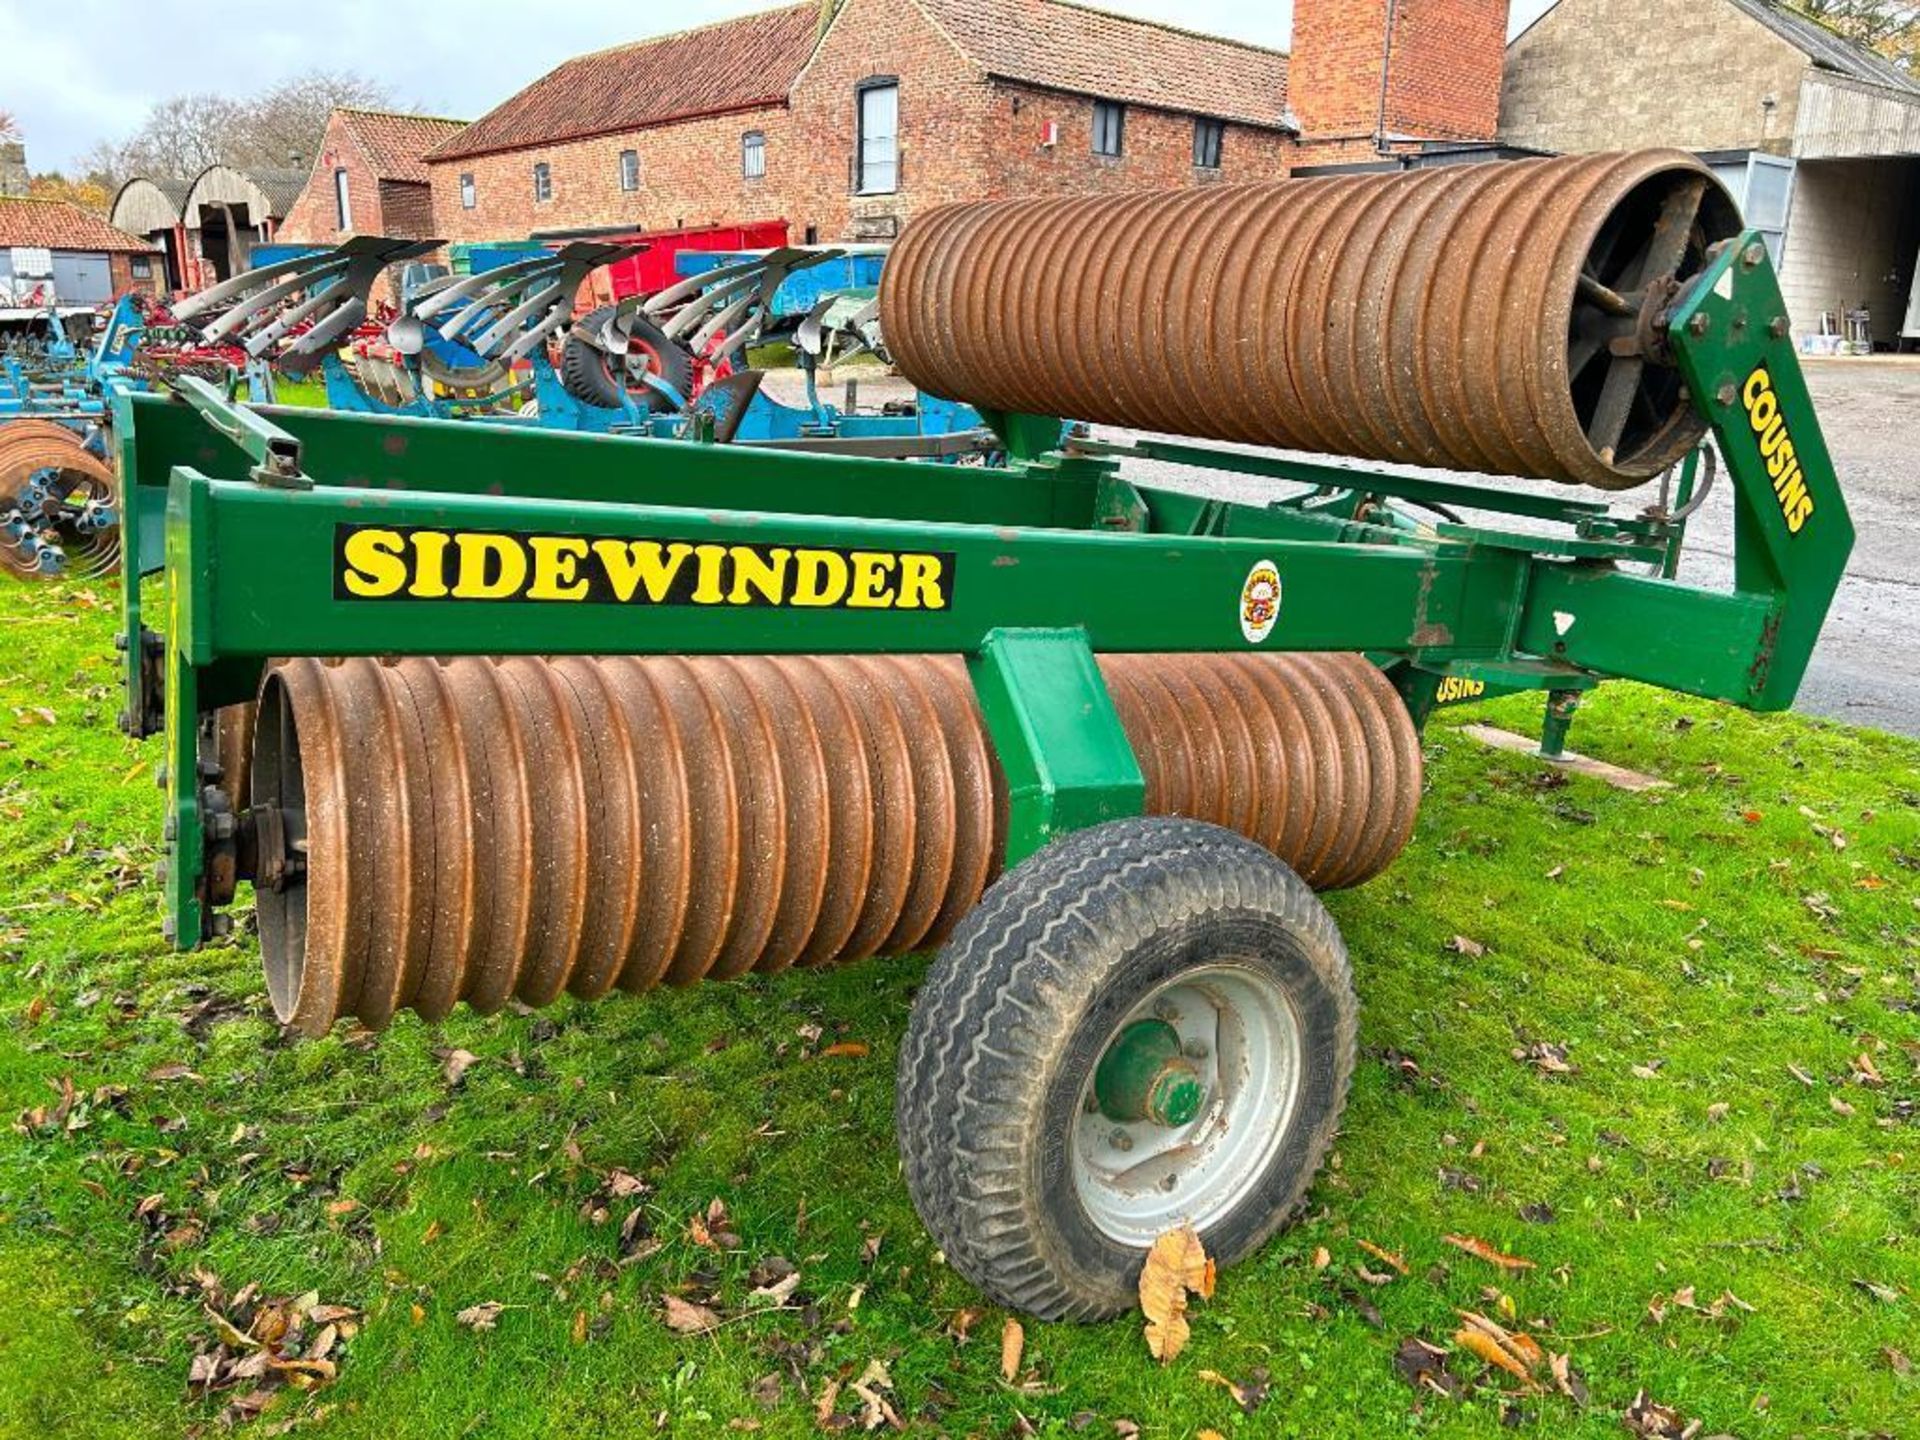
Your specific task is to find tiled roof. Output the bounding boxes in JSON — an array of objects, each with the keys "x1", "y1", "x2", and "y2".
[
  {"x1": 0, "y1": 196, "x2": 157, "y2": 252},
  {"x1": 920, "y1": 0, "x2": 1291, "y2": 129},
  {"x1": 337, "y1": 109, "x2": 470, "y2": 183},
  {"x1": 425, "y1": 4, "x2": 821, "y2": 161},
  {"x1": 1726, "y1": 0, "x2": 1920, "y2": 94}
]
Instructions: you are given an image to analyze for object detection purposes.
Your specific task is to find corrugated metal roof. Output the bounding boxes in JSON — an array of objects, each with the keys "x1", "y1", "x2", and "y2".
[
  {"x1": 0, "y1": 196, "x2": 158, "y2": 252},
  {"x1": 918, "y1": 0, "x2": 1291, "y2": 129},
  {"x1": 1725, "y1": 0, "x2": 1920, "y2": 94},
  {"x1": 425, "y1": 4, "x2": 821, "y2": 162}
]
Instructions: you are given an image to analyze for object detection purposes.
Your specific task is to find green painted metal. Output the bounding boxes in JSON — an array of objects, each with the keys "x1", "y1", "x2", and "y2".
[
  {"x1": 1094, "y1": 1019, "x2": 1204, "y2": 1127},
  {"x1": 114, "y1": 233, "x2": 1856, "y2": 947},
  {"x1": 1665, "y1": 239, "x2": 1853, "y2": 709},
  {"x1": 965, "y1": 628, "x2": 1145, "y2": 865}
]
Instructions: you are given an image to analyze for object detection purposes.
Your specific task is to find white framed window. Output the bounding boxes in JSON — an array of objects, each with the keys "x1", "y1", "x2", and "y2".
[
  {"x1": 1092, "y1": 102, "x2": 1124, "y2": 158},
  {"x1": 1193, "y1": 117, "x2": 1223, "y2": 170},
  {"x1": 619, "y1": 149, "x2": 640, "y2": 191},
  {"x1": 130, "y1": 255, "x2": 153, "y2": 278},
  {"x1": 856, "y1": 79, "x2": 898, "y2": 195},
  {"x1": 333, "y1": 168, "x2": 352, "y2": 229},
  {"x1": 532, "y1": 162, "x2": 552, "y2": 203},
  {"x1": 742, "y1": 130, "x2": 766, "y2": 180},
  {"x1": 459, "y1": 172, "x2": 476, "y2": 209}
]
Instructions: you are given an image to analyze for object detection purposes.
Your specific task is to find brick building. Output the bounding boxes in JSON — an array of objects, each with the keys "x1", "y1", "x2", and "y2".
[
  {"x1": 0, "y1": 196, "x2": 162, "y2": 306},
  {"x1": 423, "y1": 0, "x2": 1511, "y2": 249},
  {"x1": 279, "y1": 109, "x2": 469, "y2": 251},
  {"x1": 1501, "y1": 0, "x2": 1920, "y2": 347}
]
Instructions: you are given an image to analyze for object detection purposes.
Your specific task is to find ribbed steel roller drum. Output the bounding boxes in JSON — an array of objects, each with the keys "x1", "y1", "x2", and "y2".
[
  {"x1": 0, "y1": 420, "x2": 121, "y2": 578},
  {"x1": 879, "y1": 150, "x2": 1741, "y2": 489},
  {"x1": 247, "y1": 651, "x2": 1421, "y2": 1034}
]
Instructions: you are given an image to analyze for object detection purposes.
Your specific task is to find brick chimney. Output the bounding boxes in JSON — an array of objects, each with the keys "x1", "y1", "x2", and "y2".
[
  {"x1": 0, "y1": 141, "x2": 28, "y2": 199},
  {"x1": 1289, "y1": 0, "x2": 1510, "y2": 144}
]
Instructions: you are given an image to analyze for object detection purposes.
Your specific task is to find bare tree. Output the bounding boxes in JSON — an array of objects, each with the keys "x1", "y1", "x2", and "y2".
[
  {"x1": 1789, "y1": 0, "x2": 1920, "y2": 69},
  {"x1": 237, "y1": 71, "x2": 396, "y2": 171},
  {"x1": 86, "y1": 70, "x2": 402, "y2": 186}
]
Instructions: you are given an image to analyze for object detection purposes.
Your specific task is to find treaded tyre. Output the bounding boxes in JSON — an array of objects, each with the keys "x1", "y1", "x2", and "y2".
[
  {"x1": 558, "y1": 306, "x2": 694, "y2": 412},
  {"x1": 897, "y1": 817, "x2": 1356, "y2": 1320}
]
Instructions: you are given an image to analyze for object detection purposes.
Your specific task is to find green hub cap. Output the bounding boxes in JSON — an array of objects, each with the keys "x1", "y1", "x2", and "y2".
[{"x1": 1093, "y1": 1018, "x2": 1206, "y2": 1127}]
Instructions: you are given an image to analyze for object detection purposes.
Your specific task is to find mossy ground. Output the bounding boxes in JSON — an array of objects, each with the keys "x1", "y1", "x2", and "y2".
[{"x1": 1, "y1": 577, "x2": 1915, "y2": 1438}]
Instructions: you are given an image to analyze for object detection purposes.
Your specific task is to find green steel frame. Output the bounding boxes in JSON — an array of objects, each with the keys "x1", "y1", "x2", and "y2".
[{"x1": 110, "y1": 236, "x2": 1852, "y2": 948}]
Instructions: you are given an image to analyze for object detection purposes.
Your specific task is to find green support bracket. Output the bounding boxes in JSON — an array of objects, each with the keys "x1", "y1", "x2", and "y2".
[
  {"x1": 967, "y1": 628, "x2": 1145, "y2": 868},
  {"x1": 171, "y1": 374, "x2": 311, "y2": 489},
  {"x1": 982, "y1": 410, "x2": 1070, "y2": 466}
]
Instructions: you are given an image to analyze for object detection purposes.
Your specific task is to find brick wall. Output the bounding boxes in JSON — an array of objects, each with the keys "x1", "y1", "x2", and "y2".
[
  {"x1": 784, "y1": 0, "x2": 997, "y2": 240},
  {"x1": 1777, "y1": 156, "x2": 1920, "y2": 342},
  {"x1": 1499, "y1": 0, "x2": 1807, "y2": 155},
  {"x1": 1290, "y1": 0, "x2": 1506, "y2": 143},
  {"x1": 980, "y1": 85, "x2": 1293, "y2": 199},
  {"x1": 280, "y1": 113, "x2": 384, "y2": 244},
  {"x1": 427, "y1": 108, "x2": 796, "y2": 246},
  {"x1": 108, "y1": 251, "x2": 163, "y2": 297}
]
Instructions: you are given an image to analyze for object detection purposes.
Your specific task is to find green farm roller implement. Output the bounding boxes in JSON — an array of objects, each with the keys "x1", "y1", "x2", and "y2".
[{"x1": 108, "y1": 151, "x2": 1851, "y2": 1318}]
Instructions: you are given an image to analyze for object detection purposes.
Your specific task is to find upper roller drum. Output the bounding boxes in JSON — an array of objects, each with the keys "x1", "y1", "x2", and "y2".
[{"x1": 880, "y1": 150, "x2": 1741, "y2": 489}]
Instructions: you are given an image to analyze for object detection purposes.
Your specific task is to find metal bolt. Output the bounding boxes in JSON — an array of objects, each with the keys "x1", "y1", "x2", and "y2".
[
  {"x1": 112, "y1": 631, "x2": 128, "y2": 652},
  {"x1": 1159, "y1": 1174, "x2": 1178, "y2": 1192},
  {"x1": 160, "y1": 916, "x2": 175, "y2": 941},
  {"x1": 1715, "y1": 381, "x2": 1738, "y2": 408},
  {"x1": 210, "y1": 913, "x2": 234, "y2": 939},
  {"x1": 1154, "y1": 1001, "x2": 1181, "y2": 1024},
  {"x1": 1108, "y1": 1128, "x2": 1134, "y2": 1152},
  {"x1": 1770, "y1": 315, "x2": 1790, "y2": 340},
  {"x1": 1686, "y1": 313, "x2": 1710, "y2": 338},
  {"x1": 1183, "y1": 1038, "x2": 1210, "y2": 1060},
  {"x1": 208, "y1": 812, "x2": 235, "y2": 842},
  {"x1": 153, "y1": 861, "x2": 168, "y2": 885},
  {"x1": 162, "y1": 813, "x2": 176, "y2": 840},
  {"x1": 1741, "y1": 241, "x2": 1766, "y2": 269}
]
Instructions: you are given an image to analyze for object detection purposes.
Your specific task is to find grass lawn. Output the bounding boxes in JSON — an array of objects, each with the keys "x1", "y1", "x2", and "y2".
[{"x1": 0, "y1": 576, "x2": 1915, "y2": 1439}]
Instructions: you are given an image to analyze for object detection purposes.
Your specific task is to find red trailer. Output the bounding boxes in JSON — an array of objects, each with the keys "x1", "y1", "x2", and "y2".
[{"x1": 541, "y1": 219, "x2": 791, "y2": 305}]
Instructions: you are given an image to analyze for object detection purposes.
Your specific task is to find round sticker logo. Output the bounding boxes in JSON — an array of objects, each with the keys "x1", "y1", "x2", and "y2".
[{"x1": 1239, "y1": 559, "x2": 1282, "y2": 644}]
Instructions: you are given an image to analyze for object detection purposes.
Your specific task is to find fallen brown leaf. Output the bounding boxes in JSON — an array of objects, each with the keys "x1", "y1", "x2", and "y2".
[
  {"x1": 817, "y1": 1041, "x2": 869, "y2": 1059},
  {"x1": 1000, "y1": 1317, "x2": 1024, "y2": 1381},
  {"x1": 455, "y1": 1300, "x2": 506, "y2": 1331},
  {"x1": 1139, "y1": 1224, "x2": 1213, "y2": 1364},
  {"x1": 1357, "y1": 1239, "x2": 1409, "y2": 1275},
  {"x1": 661, "y1": 1294, "x2": 722, "y2": 1335},
  {"x1": 1442, "y1": 1234, "x2": 1536, "y2": 1272},
  {"x1": 1197, "y1": 1366, "x2": 1270, "y2": 1413},
  {"x1": 438, "y1": 1048, "x2": 480, "y2": 1086}
]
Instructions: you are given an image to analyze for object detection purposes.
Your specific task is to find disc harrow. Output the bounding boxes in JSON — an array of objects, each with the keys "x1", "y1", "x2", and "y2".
[{"x1": 110, "y1": 151, "x2": 1853, "y2": 1321}]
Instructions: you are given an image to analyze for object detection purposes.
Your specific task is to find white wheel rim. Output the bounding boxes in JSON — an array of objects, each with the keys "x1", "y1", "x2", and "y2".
[{"x1": 1070, "y1": 963, "x2": 1304, "y2": 1247}]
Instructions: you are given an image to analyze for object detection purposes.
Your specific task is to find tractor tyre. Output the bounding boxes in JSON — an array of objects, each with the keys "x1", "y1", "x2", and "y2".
[
  {"x1": 559, "y1": 307, "x2": 694, "y2": 413},
  {"x1": 897, "y1": 817, "x2": 1356, "y2": 1321}
]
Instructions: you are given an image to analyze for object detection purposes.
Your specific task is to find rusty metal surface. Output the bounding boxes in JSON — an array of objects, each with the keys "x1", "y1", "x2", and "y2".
[
  {"x1": 880, "y1": 151, "x2": 1739, "y2": 489},
  {"x1": 0, "y1": 420, "x2": 120, "y2": 577},
  {"x1": 251, "y1": 652, "x2": 1421, "y2": 1033}
]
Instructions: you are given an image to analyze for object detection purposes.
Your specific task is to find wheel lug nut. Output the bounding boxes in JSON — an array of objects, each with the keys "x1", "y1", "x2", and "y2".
[
  {"x1": 1159, "y1": 1174, "x2": 1177, "y2": 1192},
  {"x1": 1183, "y1": 1038, "x2": 1209, "y2": 1060},
  {"x1": 1109, "y1": 1128, "x2": 1133, "y2": 1152},
  {"x1": 1154, "y1": 1001, "x2": 1180, "y2": 1024}
]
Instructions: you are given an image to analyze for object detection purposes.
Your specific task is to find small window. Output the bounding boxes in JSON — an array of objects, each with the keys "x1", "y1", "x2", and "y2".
[
  {"x1": 1092, "y1": 102, "x2": 1124, "y2": 158},
  {"x1": 130, "y1": 255, "x2": 153, "y2": 278},
  {"x1": 619, "y1": 149, "x2": 640, "y2": 191},
  {"x1": 1193, "y1": 117, "x2": 1223, "y2": 170},
  {"x1": 333, "y1": 167, "x2": 352, "y2": 229},
  {"x1": 459, "y1": 172, "x2": 476, "y2": 209},
  {"x1": 742, "y1": 130, "x2": 766, "y2": 180},
  {"x1": 856, "y1": 80, "x2": 899, "y2": 194},
  {"x1": 532, "y1": 162, "x2": 552, "y2": 203}
]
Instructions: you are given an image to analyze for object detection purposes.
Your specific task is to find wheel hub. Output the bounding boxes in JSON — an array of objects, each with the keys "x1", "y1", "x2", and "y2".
[
  {"x1": 1094, "y1": 1019, "x2": 1206, "y2": 1127},
  {"x1": 1071, "y1": 966, "x2": 1305, "y2": 1246}
]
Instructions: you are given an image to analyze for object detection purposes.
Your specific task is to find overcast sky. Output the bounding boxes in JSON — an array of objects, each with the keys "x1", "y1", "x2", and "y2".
[{"x1": 0, "y1": 0, "x2": 1561, "y2": 174}]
